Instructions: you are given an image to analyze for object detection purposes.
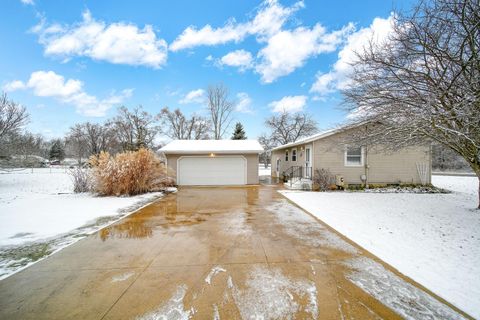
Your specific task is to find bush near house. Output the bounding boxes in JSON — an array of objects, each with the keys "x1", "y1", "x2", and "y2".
[
  {"x1": 312, "y1": 168, "x2": 336, "y2": 191},
  {"x1": 89, "y1": 148, "x2": 174, "y2": 196}
]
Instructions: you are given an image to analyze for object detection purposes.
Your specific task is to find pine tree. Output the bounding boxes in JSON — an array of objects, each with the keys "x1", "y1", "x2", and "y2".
[
  {"x1": 231, "y1": 122, "x2": 247, "y2": 140},
  {"x1": 49, "y1": 139, "x2": 65, "y2": 160}
]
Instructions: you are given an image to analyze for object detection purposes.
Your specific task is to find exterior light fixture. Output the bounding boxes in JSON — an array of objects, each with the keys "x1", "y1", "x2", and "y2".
[{"x1": 210, "y1": 153, "x2": 215, "y2": 157}]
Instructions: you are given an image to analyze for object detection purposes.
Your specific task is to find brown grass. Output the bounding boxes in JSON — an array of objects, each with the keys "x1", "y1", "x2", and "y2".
[{"x1": 90, "y1": 148, "x2": 174, "y2": 196}]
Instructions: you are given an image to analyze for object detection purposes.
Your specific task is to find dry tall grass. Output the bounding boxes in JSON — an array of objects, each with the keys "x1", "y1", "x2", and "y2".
[{"x1": 90, "y1": 148, "x2": 174, "y2": 196}]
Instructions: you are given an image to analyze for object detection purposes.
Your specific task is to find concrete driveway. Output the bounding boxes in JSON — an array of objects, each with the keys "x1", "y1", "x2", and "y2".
[{"x1": 0, "y1": 185, "x2": 469, "y2": 319}]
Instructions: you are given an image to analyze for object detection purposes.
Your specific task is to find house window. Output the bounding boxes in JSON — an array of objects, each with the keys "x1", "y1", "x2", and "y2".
[
  {"x1": 292, "y1": 149, "x2": 297, "y2": 161},
  {"x1": 345, "y1": 146, "x2": 363, "y2": 166},
  {"x1": 285, "y1": 150, "x2": 289, "y2": 161}
]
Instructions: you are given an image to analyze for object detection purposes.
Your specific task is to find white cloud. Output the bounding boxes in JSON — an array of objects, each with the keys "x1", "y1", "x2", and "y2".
[
  {"x1": 3, "y1": 80, "x2": 26, "y2": 92},
  {"x1": 179, "y1": 89, "x2": 205, "y2": 104},
  {"x1": 310, "y1": 14, "x2": 395, "y2": 97},
  {"x1": 220, "y1": 50, "x2": 253, "y2": 71},
  {"x1": 170, "y1": 0, "x2": 352, "y2": 83},
  {"x1": 256, "y1": 23, "x2": 354, "y2": 83},
  {"x1": 33, "y1": 10, "x2": 168, "y2": 68},
  {"x1": 269, "y1": 95, "x2": 307, "y2": 113},
  {"x1": 235, "y1": 92, "x2": 253, "y2": 113},
  {"x1": 205, "y1": 55, "x2": 214, "y2": 61},
  {"x1": 169, "y1": 0, "x2": 303, "y2": 51},
  {"x1": 5, "y1": 71, "x2": 132, "y2": 117},
  {"x1": 170, "y1": 22, "x2": 248, "y2": 52},
  {"x1": 20, "y1": 0, "x2": 34, "y2": 5}
]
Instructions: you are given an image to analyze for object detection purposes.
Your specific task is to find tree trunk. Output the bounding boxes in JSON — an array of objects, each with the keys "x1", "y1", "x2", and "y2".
[
  {"x1": 477, "y1": 177, "x2": 480, "y2": 209},
  {"x1": 472, "y1": 166, "x2": 480, "y2": 210},
  {"x1": 478, "y1": 176, "x2": 480, "y2": 210}
]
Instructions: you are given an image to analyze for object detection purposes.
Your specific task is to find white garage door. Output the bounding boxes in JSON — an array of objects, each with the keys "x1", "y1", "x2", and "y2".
[{"x1": 178, "y1": 156, "x2": 247, "y2": 185}]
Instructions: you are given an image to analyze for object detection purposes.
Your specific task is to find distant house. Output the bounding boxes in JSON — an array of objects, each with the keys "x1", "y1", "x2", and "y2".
[
  {"x1": 159, "y1": 140, "x2": 264, "y2": 186},
  {"x1": 271, "y1": 124, "x2": 431, "y2": 189}
]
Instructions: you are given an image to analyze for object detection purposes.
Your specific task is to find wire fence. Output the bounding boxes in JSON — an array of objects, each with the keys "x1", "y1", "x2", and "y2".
[{"x1": 0, "y1": 166, "x2": 72, "y2": 174}]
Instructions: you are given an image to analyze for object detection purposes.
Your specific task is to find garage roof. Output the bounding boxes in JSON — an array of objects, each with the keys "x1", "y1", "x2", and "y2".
[{"x1": 159, "y1": 140, "x2": 264, "y2": 154}]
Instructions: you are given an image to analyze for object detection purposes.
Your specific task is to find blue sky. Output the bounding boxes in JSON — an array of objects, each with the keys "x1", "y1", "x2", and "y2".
[{"x1": 0, "y1": 0, "x2": 415, "y2": 141}]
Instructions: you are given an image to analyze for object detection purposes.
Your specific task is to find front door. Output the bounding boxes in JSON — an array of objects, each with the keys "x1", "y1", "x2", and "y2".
[{"x1": 305, "y1": 147, "x2": 311, "y2": 178}]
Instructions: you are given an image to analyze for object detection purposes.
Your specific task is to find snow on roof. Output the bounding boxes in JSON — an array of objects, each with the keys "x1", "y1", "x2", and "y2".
[
  {"x1": 271, "y1": 128, "x2": 339, "y2": 151},
  {"x1": 271, "y1": 121, "x2": 370, "y2": 151},
  {"x1": 159, "y1": 140, "x2": 264, "y2": 154}
]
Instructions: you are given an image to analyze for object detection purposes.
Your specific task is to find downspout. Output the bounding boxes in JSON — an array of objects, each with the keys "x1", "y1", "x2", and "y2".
[
  {"x1": 312, "y1": 142, "x2": 315, "y2": 179},
  {"x1": 364, "y1": 145, "x2": 369, "y2": 189},
  {"x1": 364, "y1": 125, "x2": 369, "y2": 189}
]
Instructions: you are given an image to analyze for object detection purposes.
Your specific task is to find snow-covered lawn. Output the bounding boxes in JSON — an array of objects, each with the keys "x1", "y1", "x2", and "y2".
[
  {"x1": 0, "y1": 168, "x2": 167, "y2": 279},
  {"x1": 280, "y1": 175, "x2": 480, "y2": 318},
  {"x1": 258, "y1": 165, "x2": 271, "y2": 176}
]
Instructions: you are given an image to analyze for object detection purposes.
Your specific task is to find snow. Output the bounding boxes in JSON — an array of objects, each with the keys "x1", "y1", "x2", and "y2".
[
  {"x1": 258, "y1": 164, "x2": 271, "y2": 176},
  {"x1": 230, "y1": 265, "x2": 318, "y2": 319},
  {"x1": 280, "y1": 175, "x2": 480, "y2": 318},
  {"x1": 111, "y1": 271, "x2": 135, "y2": 283},
  {"x1": 346, "y1": 257, "x2": 466, "y2": 320},
  {"x1": 204, "y1": 266, "x2": 226, "y2": 285},
  {"x1": 159, "y1": 139, "x2": 264, "y2": 154},
  {"x1": 0, "y1": 168, "x2": 166, "y2": 279},
  {"x1": 137, "y1": 284, "x2": 194, "y2": 320},
  {"x1": 271, "y1": 127, "x2": 338, "y2": 151}
]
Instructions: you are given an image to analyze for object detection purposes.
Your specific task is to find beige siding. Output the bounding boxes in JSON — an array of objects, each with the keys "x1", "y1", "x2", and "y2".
[
  {"x1": 313, "y1": 137, "x2": 431, "y2": 184},
  {"x1": 165, "y1": 153, "x2": 259, "y2": 185},
  {"x1": 272, "y1": 129, "x2": 431, "y2": 185},
  {"x1": 271, "y1": 143, "x2": 313, "y2": 178}
]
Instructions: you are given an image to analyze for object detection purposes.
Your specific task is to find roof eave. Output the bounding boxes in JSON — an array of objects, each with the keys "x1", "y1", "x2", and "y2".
[{"x1": 160, "y1": 150, "x2": 264, "y2": 154}]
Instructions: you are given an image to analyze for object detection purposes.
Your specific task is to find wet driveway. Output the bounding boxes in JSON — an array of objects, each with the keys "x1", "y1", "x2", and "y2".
[{"x1": 0, "y1": 185, "x2": 470, "y2": 319}]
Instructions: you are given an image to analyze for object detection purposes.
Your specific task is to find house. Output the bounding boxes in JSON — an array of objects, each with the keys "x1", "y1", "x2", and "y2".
[
  {"x1": 271, "y1": 124, "x2": 431, "y2": 189},
  {"x1": 159, "y1": 140, "x2": 264, "y2": 186}
]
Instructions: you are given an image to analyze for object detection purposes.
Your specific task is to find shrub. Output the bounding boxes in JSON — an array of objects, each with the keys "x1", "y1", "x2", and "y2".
[
  {"x1": 347, "y1": 184, "x2": 365, "y2": 191},
  {"x1": 90, "y1": 149, "x2": 173, "y2": 196},
  {"x1": 312, "y1": 168, "x2": 335, "y2": 191},
  {"x1": 69, "y1": 167, "x2": 93, "y2": 193}
]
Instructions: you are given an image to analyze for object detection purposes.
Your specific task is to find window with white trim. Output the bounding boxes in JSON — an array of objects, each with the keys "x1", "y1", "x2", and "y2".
[
  {"x1": 285, "y1": 150, "x2": 289, "y2": 161},
  {"x1": 345, "y1": 146, "x2": 363, "y2": 166},
  {"x1": 292, "y1": 149, "x2": 297, "y2": 161}
]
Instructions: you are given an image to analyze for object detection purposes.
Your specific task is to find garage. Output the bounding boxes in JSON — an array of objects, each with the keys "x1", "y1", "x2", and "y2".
[
  {"x1": 178, "y1": 156, "x2": 246, "y2": 185},
  {"x1": 159, "y1": 140, "x2": 263, "y2": 186}
]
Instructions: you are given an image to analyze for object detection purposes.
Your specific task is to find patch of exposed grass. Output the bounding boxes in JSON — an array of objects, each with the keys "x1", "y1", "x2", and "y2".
[{"x1": 0, "y1": 241, "x2": 53, "y2": 270}]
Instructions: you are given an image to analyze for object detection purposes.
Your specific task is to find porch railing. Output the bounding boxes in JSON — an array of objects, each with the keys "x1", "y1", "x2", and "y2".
[{"x1": 282, "y1": 166, "x2": 313, "y2": 186}]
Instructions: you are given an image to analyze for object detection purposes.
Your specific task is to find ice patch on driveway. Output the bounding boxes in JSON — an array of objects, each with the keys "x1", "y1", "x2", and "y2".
[
  {"x1": 230, "y1": 265, "x2": 318, "y2": 319},
  {"x1": 205, "y1": 265, "x2": 226, "y2": 285},
  {"x1": 111, "y1": 271, "x2": 135, "y2": 283},
  {"x1": 137, "y1": 284, "x2": 194, "y2": 320},
  {"x1": 267, "y1": 200, "x2": 359, "y2": 254},
  {"x1": 222, "y1": 210, "x2": 253, "y2": 237},
  {"x1": 345, "y1": 257, "x2": 467, "y2": 320}
]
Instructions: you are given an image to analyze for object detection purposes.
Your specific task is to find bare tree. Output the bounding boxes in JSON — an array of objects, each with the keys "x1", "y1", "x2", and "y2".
[
  {"x1": 342, "y1": 0, "x2": 480, "y2": 207},
  {"x1": 265, "y1": 111, "x2": 318, "y2": 145},
  {"x1": 66, "y1": 122, "x2": 120, "y2": 163},
  {"x1": 0, "y1": 92, "x2": 28, "y2": 140},
  {"x1": 158, "y1": 107, "x2": 210, "y2": 140},
  {"x1": 65, "y1": 124, "x2": 88, "y2": 165},
  {"x1": 109, "y1": 106, "x2": 159, "y2": 151},
  {"x1": 432, "y1": 143, "x2": 470, "y2": 172},
  {"x1": 258, "y1": 133, "x2": 276, "y2": 168},
  {"x1": 84, "y1": 122, "x2": 118, "y2": 155},
  {"x1": 207, "y1": 84, "x2": 234, "y2": 139}
]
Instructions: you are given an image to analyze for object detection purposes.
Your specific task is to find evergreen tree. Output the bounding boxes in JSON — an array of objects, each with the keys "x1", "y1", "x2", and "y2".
[
  {"x1": 49, "y1": 139, "x2": 65, "y2": 160},
  {"x1": 231, "y1": 122, "x2": 247, "y2": 140}
]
